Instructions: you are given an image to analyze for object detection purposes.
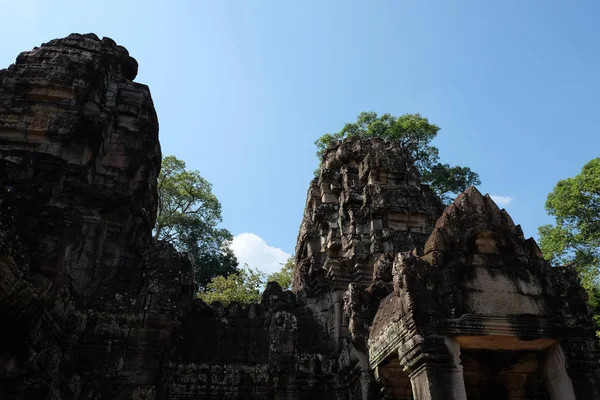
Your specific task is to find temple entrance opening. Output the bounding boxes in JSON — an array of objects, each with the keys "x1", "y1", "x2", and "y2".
[{"x1": 461, "y1": 349, "x2": 551, "y2": 400}]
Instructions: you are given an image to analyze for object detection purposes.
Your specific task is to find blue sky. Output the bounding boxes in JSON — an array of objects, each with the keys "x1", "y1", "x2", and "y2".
[{"x1": 1, "y1": 1, "x2": 599, "y2": 274}]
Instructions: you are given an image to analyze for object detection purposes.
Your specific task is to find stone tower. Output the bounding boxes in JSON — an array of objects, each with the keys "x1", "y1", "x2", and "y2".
[
  {"x1": 0, "y1": 33, "x2": 194, "y2": 400},
  {"x1": 294, "y1": 136, "x2": 444, "y2": 294}
]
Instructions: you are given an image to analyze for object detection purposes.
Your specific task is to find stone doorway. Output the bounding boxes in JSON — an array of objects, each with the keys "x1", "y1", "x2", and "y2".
[
  {"x1": 376, "y1": 356, "x2": 413, "y2": 399},
  {"x1": 461, "y1": 349, "x2": 551, "y2": 400}
]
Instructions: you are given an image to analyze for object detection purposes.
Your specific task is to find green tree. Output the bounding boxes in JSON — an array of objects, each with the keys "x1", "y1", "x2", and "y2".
[
  {"x1": 198, "y1": 264, "x2": 266, "y2": 306},
  {"x1": 538, "y1": 158, "x2": 600, "y2": 324},
  {"x1": 314, "y1": 112, "x2": 481, "y2": 203},
  {"x1": 154, "y1": 155, "x2": 238, "y2": 289},
  {"x1": 267, "y1": 257, "x2": 295, "y2": 291}
]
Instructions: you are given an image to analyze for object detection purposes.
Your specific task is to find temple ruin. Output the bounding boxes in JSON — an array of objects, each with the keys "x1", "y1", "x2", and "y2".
[{"x1": 0, "y1": 33, "x2": 598, "y2": 399}]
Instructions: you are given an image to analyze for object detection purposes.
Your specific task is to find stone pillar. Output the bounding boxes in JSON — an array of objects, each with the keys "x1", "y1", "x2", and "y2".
[
  {"x1": 353, "y1": 349, "x2": 373, "y2": 400},
  {"x1": 332, "y1": 291, "x2": 343, "y2": 348},
  {"x1": 360, "y1": 369, "x2": 372, "y2": 400},
  {"x1": 542, "y1": 343, "x2": 576, "y2": 400},
  {"x1": 399, "y1": 335, "x2": 467, "y2": 400}
]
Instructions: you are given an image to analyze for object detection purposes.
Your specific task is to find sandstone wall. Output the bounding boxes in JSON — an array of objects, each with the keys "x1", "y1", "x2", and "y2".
[
  {"x1": 0, "y1": 33, "x2": 193, "y2": 400},
  {"x1": 163, "y1": 284, "x2": 343, "y2": 399}
]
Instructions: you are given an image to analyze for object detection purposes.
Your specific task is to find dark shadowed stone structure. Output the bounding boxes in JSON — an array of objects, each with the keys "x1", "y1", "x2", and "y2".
[
  {"x1": 0, "y1": 34, "x2": 598, "y2": 399},
  {"x1": 0, "y1": 33, "x2": 193, "y2": 400}
]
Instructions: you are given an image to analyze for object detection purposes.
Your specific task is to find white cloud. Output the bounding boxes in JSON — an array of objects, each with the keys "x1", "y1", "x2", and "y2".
[
  {"x1": 490, "y1": 195, "x2": 514, "y2": 206},
  {"x1": 231, "y1": 233, "x2": 291, "y2": 276}
]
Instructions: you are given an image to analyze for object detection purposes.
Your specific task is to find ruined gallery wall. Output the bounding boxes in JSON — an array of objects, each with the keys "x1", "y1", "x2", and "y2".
[{"x1": 163, "y1": 284, "x2": 344, "y2": 399}]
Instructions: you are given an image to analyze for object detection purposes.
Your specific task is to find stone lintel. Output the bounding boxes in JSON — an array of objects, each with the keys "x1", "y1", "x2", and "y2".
[
  {"x1": 369, "y1": 313, "x2": 571, "y2": 371},
  {"x1": 455, "y1": 335, "x2": 556, "y2": 351}
]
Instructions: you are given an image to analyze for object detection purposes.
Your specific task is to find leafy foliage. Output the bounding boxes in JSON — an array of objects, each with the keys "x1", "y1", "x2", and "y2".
[
  {"x1": 314, "y1": 112, "x2": 481, "y2": 203},
  {"x1": 154, "y1": 155, "x2": 238, "y2": 289},
  {"x1": 538, "y1": 158, "x2": 600, "y2": 327},
  {"x1": 198, "y1": 265, "x2": 266, "y2": 306},
  {"x1": 267, "y1": 257, "x2": 295, "y2": 291}
]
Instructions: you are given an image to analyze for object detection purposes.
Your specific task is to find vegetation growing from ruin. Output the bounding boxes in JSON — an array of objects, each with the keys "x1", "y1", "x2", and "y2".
[
  {"x1": 154, "y1": 155, "x2": 238, "y2": 289},
  {"x1": 197, "y1": 265, "x2": 265, "y2": 306},
  {"x1": 267, "y1": 257, "x2": 295, "y2": 291},
  {"x1": 538, "y1": 158, "x2": 600, "y2": 328},
  {"x1": 198, "y1": 257, "x2": 296, "y2": 306},
  {"x1": 315, "y1": 112, "x2": 481, "y2": 203}
]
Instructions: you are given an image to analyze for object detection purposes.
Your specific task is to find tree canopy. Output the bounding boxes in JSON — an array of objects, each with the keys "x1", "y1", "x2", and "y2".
[
  {"x1": 538, "y1": 158, "x2": 600, "y2": 324},
  {"x1": 315, "y1": 112, "x2": 481, "y2": 203},
  {"x1": 154, "y1": 155, "x2": 238, "y2": 289}
]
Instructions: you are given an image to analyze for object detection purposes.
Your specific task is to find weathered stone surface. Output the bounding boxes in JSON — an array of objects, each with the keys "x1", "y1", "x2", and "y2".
[
  {"x1": 294, "y1": 137, "x2": 444, "y2": 298},
  {"x1": 0, "y1": 33, "x2": 193, "y2": 400},
  {"x1": 368, "y1": 187, "x2": 600, "y2": 399},
  {"x1": 164, "y1": 286, "x2": 342, "y2": 399},
  {"x1": 1, "y1": 34, "x2": 599, "y2": 400},
  {"x1": 0, "y1": 33, "x2": 162, "y2": 301}
]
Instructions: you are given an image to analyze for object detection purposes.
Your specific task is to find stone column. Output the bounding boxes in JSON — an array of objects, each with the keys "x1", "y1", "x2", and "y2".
[
  {"x1": 332, "y1": 291, "x2": 343, "y2": 349},
  {"x1": 351, "y1": 347, "x2": 373, "y2": 400},
  {"x1": 542, "y1": 343, "x2": 576, "y2": 400},
  {"x1": 399, "y1": 335, "x2": 467, "y2": 400},
  {"x1": 360, "y1": 369, "x2": 372, "y2": 400}
]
